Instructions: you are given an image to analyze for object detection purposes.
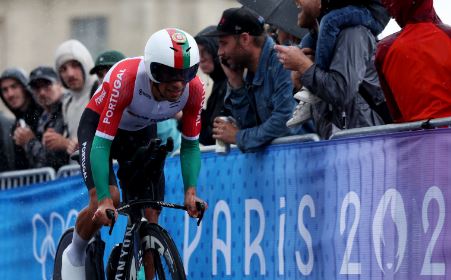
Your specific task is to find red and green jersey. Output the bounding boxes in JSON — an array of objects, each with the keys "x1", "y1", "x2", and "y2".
[{"x1": 86, "y1": 57, "x2": 204, "y2": 201}]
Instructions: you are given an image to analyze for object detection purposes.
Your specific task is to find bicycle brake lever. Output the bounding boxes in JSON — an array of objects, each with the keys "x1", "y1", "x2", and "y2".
[
  {"x1": 106, "y1": 209, "x2": 116, "y2": 235},
  {"x1": 195, "y1": 201, "x2": 205, "y2": 226}
]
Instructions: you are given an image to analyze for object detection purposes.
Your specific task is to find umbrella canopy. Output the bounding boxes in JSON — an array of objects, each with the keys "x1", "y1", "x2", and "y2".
[{"x1": 238, "y1": 0, "x2": 309, "y2": 39}]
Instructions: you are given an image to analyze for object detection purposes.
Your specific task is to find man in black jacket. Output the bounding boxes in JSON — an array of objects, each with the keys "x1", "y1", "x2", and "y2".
[
  {"x1": 13, "y1": 67, "x2": 68, "y2": 170},
  {"x1": 1, "y1": 68, "x2": 43, "y2": 170},
  {"x1": 275, "y1": 0, "x2": 387, "y2": 138}
]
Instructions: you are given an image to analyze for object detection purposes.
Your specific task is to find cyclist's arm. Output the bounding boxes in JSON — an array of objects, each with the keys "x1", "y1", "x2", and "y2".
[
  {"x1": 89, "y1": 64, "x2": 135, "y2": 201},
  {"x1": 180, "y1": 76, "x2": 205, "y2": 191}
]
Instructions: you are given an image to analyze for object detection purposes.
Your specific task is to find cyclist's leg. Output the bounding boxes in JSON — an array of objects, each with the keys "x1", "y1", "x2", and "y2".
[
  {"x1": 113, "y1": 124, "x2": 159, "y2": 280},
  {"x1": 63, "y1": 109, "x2": 120, "y2": 270}
]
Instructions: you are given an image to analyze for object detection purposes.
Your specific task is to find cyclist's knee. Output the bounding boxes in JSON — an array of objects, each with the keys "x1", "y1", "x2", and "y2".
[{"x1": 145, "y1": 208, "x2": 160, "y2": 223}]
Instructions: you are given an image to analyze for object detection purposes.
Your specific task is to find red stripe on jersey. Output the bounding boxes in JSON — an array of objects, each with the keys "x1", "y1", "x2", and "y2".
[
  {"x1": 166, "y1": 28, "x2": 184, "y2": 69},
  {"x1": 181, "y1": 76, "x2": 205, "y2": 138},
  {"x1": 87, "y1": 58, "x2": 140, "y2": 138}
]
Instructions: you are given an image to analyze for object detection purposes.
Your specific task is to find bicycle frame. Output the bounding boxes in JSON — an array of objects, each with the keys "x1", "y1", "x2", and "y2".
[{"x1": 108, "y1": 199, "x2": 203, "y2": 279}]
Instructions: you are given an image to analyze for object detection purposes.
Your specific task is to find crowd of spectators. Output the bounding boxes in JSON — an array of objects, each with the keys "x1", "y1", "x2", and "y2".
[{"x1": 0, "y1": 0, "x2": 450, "y2": 174}]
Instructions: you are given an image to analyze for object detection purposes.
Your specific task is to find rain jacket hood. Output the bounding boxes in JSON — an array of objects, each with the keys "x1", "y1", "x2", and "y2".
[
  {"x1": 54, "y1": 39, "x2": 96, "y2": 139},
  {"x1": 55, "y1": 39, "x2": 96, "y2": 93},
  {"x1": 0, "y1": 68, "x2": 42, "y2": 128},
  {"x1": 195, "y1": 26, "x2": 226, "y2": 83},
  {"x1": 381, "y1": 0, "x2": 441, "y2": 27}
]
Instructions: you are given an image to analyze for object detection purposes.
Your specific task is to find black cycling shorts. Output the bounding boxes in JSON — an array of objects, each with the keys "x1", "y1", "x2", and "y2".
[{"x1": 77, "y1": 108, "x2": 165, "y2": 203}]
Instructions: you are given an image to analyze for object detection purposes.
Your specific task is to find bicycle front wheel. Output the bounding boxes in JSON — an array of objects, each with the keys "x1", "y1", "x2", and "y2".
[{"x1": 140, "y1": 223, "x2": 186, "y2": 280}]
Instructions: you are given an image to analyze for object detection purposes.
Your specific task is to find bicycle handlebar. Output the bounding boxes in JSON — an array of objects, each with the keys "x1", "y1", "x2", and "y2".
[{"x1": 105, "y1": 200, "x2": 206, "y2": 235}]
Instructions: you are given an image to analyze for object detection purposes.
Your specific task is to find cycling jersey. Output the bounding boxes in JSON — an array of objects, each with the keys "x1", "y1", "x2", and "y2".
[{"x1": 84, "y1": 57, "x2": 205, "y2": 201}]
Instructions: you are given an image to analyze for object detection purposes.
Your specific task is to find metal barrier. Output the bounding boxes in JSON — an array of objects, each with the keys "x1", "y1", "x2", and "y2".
[
  {"x1": 2, "y1": 116, "x2": 450, "y2": 191},
  {"x1": 329, "y1": 116, "x2": 451, "y2": 140},
  {"x1": 0, "y1": 167, "x2": 55, "y2": 190},
  {"x1": 55, "y1": 164, "x2": 81, "y2": 178},
  {"x1": 270, "y1": 133, "x2": 320, "y2": 144}
]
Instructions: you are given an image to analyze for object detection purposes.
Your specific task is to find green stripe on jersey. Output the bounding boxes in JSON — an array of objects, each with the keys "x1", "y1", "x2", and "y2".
[{"x1": 179, "y1": 29, "x2": 191, "y2": 68}]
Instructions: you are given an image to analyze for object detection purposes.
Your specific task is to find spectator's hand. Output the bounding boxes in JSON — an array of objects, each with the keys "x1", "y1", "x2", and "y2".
[
  {"x1": 212, "y1": 117, "x2": 238, "y2": 144},
  {"x1": 274, "y1": 45, "x2": 314, "y2": 74},
  {"x1": 92, "y1": 198, "x2": 117, "y2": 226},
  {"x1": 219, "y1": 57, "x2": 244, "y2": 89},
  {"x1": 184, "y1": 187, "x2": 208, "y2": 218},
  {"x1": 66, "y1": 138, "x2": 79, "y2": 155},
  {"x1": 42, "y1": 128, "x2": 69, "y2": 151},
  {"x1": 13, "y1": 127, "x2": 35, "y2": 147}
]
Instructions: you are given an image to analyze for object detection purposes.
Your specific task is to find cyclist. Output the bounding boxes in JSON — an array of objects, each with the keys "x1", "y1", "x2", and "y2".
[{"x1": 61, "y1": 28, "x2": 207, "y2": 280}]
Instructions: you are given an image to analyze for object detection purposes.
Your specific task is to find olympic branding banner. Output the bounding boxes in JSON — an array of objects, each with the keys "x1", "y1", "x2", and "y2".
[{"x1": 1, "y1": 129, "x2": 451, "y2": 279}]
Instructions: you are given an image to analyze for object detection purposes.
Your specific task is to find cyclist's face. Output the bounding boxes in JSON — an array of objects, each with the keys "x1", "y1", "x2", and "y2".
[{"x1": 154, "y1": 80, "x2": 187, "y2": 102}]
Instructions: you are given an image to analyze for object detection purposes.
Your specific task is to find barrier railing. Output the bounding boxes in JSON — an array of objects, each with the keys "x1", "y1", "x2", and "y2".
[
  {"x1": 329, "y1": 116, "x2": 451, "y2": 139},
  {"x1": 0, "y1": 167, "x2": 55, "y2": 190},
  {"x1": 55, "y1": 164, "x2": 81, "y2": 178},
  {"x1": 1, "y1": 117, "x2": 450, "y2": 191}
]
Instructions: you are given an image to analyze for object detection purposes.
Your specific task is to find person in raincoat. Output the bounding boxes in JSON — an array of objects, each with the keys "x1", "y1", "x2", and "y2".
[{"x1": 375, "y1": 0, "x2": 451, "y2": 123}]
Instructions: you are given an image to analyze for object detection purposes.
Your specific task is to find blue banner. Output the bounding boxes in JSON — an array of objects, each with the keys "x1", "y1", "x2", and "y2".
[{"x1": 1, "y1": 129, "x2": 451, "y2": 279}]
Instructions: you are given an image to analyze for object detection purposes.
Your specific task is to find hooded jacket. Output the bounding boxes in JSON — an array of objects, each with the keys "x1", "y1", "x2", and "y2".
[
  {"x1": 0, "y1": 112, "x2": 14, "y2": 171},
  {"x1": 0, "y1": 68, "x2": 43, "y2": 170},
  {"x1": 322, "y1": 0, "x2": 390, "y2": 29},
  {"x1": 55, "y1": 39, "x2": 96, "y2": 140},
  {"x1": 195, "y1": 26, "x2": 229, "y2": 146},
  {"x1": 375, "y1": 0, "x2": 451, "y2": 122}
]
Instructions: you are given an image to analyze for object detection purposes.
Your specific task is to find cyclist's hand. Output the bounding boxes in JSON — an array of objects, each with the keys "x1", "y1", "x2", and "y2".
[
  {"x1": 184, "y1": 187, "x2": 208, "y2": 218},
  {"x1": 92, "y1": 198, "x2": 117, "y2": 226}
]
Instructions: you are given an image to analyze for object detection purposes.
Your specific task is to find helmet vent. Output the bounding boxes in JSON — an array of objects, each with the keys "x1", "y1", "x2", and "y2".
[
  {"x1": 170, "y1": 47, "x2": 178, "y2": 52},
  {"x1": 186, "y1": 47, "x2": 191, "y2": 52}
]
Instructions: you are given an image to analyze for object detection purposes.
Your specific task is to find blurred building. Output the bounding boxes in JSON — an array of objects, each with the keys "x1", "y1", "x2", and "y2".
[{"x1": 0, "y1": 0, "x2": 238, "y2": 113}]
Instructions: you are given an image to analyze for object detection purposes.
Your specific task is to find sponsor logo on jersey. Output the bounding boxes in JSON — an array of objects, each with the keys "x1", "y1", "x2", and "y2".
[
  {"x1": 95, "y1": 89, "x2": 107, "y2": 105},
  {"x1": 103, "y1": 69, "x2": 126, "y2": 125},
  {"x1": 171, "y1": 32, "x2": 187, "y2": 44},
  {"x1": 196, "y1": 85, "x2": 206, "y2": 126},
  {"x1": 138, "y1": 88, "x2": 152, "y2": 100},
  {"x1": 81, "y1": 141, "x2": 87, "y2": 180}
]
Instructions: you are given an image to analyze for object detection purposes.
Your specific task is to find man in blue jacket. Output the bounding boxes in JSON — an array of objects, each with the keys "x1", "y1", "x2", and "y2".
[{"x1": 206, "y1": 7, "x2": 312, "y2": 152}]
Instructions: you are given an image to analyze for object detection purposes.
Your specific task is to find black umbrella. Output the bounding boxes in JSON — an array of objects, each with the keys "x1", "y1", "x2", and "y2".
[{"x1": 238, "y1": 0, "x2": 309, "y2": 39}]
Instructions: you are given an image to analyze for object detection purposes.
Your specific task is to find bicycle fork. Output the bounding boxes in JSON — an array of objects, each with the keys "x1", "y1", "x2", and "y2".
[{"x1": 114, "y1": 223, "x2": 141, "y2": 280}]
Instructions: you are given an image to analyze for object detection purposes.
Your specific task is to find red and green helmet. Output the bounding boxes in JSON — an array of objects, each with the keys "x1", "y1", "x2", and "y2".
[{"x1": 144, "y1": 28, "x2": 200, "y2": 83}]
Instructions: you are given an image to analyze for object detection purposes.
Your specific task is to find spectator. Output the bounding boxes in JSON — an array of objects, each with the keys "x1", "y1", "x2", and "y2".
[
  {"x1": 206, "y1": 7, "x2": 311, "y2": 152},
  {"x1": 54, "y1": 39, "x2": 96, "y2": 155},
  {"x1": 285, "y1": 0, "x2": 390, "y2": 128},
  {"x1": 195, "y1": 25, "x2": 228, "y2": 146},
  {"x1": 13, "y1": 67, "x2": 68, "y2": 170},
  {"x1": 89, "y1": 50, "x2": 126, "y2": 96},
  {"x1": 0, "y1": 112, "x2": 14, "y2": 172},
  {"x1": 0, "y1": 68, "x2": 43, "y2": 170},
  {"x1": 275, "y1": 0, "x2": 386, "y2": 139},
  {"x1": 375, "y1": 0, "x2": 451, "y2": 123}
]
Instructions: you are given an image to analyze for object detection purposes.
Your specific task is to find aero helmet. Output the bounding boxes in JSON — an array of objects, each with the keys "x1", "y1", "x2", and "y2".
[{"x1": 144, "y1": 28, "x2": 200, "y2": 83}]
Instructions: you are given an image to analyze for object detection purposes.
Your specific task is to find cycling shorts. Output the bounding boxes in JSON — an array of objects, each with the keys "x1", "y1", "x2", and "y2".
[{"x1": 77, "y1": 108, "x2": 165, "y2": 203}]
